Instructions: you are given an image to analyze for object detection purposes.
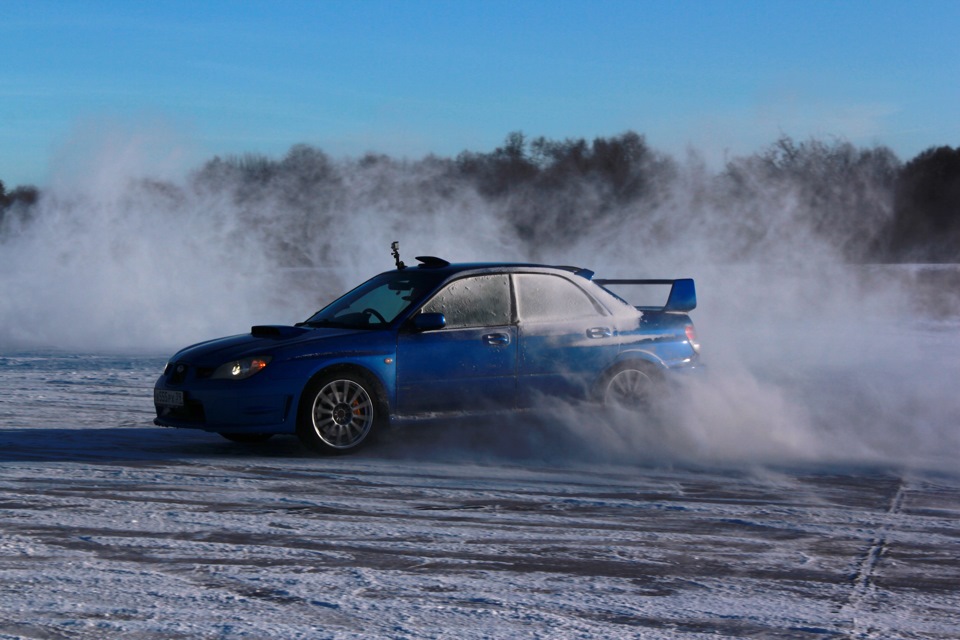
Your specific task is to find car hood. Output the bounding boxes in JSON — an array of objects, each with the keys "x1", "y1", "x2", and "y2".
[{"x1": 170, "y1": 325, "x2": 389, "y2": 366}]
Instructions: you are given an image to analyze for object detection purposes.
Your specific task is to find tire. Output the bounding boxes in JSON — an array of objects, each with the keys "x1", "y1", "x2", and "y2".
[
  {"x1": 296, "y1": 370, "x2": 385, "y2": 454},
  {"x1": 219, "y1": 432, "x2": 274, "y2": 444},
  {"x1": 601, "y1": 362, "x2": 661, "y2": 412}
]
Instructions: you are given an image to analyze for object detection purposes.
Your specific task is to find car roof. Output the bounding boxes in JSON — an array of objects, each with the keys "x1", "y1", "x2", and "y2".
[{"x1": 394, "y1": 260, "x2": 593, "y2": 279}]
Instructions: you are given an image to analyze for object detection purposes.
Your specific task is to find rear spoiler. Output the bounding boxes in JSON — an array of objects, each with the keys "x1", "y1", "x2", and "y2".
[{"x1": 594, "y1": 278, "x2": 697, "y2": 312}]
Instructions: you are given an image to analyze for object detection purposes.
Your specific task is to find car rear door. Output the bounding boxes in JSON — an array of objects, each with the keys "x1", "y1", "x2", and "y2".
[
  {"x1": 396, "y1": 274, "x2": 517, "y2": 414},
  {"x1": 514, "y1": 273, "x2": 620, "y2": 404}
]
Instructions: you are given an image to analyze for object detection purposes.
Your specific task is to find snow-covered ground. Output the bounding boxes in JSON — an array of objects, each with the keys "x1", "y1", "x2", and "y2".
[{"x1": 0, "y1": 352, "x2": 958, "y2": 639}]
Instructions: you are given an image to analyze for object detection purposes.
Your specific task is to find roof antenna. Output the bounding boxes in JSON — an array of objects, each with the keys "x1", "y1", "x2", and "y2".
[{"x1": 391, "y1": 241, "x2": 406, "y2": 270}]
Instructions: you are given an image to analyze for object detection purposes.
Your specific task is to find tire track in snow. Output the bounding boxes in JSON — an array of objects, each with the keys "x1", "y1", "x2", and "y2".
[{"x1": 842, "y1": 475, "x2": 907, "y2": 639}]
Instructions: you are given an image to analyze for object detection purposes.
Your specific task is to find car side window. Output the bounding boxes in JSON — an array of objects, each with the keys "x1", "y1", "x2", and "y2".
[
  {"x1": 515, "y1": 274, "x2": 604, "y2": 322},
  {"x1": 421, "y1": 275, "x2": 511, "y2": 329}
]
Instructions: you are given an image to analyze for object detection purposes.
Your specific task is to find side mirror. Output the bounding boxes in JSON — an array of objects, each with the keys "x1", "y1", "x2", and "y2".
[{"x1": 413, "y1": 312, "x2": 446, "y2": 332}]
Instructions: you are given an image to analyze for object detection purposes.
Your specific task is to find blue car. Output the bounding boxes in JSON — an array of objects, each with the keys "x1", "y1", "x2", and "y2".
[{"x1": 154, "y1": 252, "x2": 701, "y2": 453}]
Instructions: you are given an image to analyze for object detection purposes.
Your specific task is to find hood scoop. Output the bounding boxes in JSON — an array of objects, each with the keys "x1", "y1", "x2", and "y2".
[{"x1": 251, "y1": 325, "x2": 309, "y2": 339}]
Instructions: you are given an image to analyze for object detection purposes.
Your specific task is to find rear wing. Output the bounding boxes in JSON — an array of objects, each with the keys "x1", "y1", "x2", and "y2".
[{"x1": 594, "y1": 278, "x2": 697, "y2": 312}]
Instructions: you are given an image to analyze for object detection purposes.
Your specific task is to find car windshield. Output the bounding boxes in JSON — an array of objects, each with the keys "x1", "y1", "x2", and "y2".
[{"x1": 301, "y1": 270, "x2": 444, "y2": 329}]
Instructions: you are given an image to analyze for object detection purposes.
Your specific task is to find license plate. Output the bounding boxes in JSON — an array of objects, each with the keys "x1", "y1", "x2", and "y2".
[{"x1": 154, "y1": 389, "x2": 184, "y2": 408}]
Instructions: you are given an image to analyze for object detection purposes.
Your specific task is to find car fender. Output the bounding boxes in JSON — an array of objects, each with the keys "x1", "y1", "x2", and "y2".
[
  {"x1": 291, "y1": 359, "x2": 395, "y2": 428},
  {"x1": 612, "y1": 348, "x2": 667, "y2": 370}
]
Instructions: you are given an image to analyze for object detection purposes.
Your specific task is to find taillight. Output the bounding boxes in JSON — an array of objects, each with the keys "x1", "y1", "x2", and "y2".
[{"x1": 685, "y1": 324, "x2": 701, "y2": 354}]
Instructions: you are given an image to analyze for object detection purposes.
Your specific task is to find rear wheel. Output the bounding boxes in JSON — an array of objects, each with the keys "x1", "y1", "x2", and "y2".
[
  {"x1": 296, "y1": 371, "x2": 385, "y2": 454},
  {"x1": 601, "y1": 363, "x2": 660, "y2": 411}
]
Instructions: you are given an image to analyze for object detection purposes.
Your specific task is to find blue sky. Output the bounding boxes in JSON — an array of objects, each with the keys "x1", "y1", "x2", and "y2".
[{"x1": 2, "y1": 0, "x2": 958, "y2": 187}]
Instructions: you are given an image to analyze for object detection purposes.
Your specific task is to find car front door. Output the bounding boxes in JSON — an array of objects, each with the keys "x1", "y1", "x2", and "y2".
[{"x1": 396, "y1": 274, "x2": 517, "y2": 414}]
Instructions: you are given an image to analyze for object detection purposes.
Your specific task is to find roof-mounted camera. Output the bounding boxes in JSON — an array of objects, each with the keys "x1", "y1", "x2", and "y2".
[{"x1": 391, "y1": 241, "x2": 406, "y2": 270}]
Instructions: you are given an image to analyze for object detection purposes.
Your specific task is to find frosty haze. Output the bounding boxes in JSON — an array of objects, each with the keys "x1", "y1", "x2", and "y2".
[{"x1": 0, "y1": 132, "x2": 959, "y2": 637}]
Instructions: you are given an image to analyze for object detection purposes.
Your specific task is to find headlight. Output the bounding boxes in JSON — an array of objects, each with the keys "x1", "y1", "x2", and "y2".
[{"x1": 212, "y1": 356, "x2": 273, "y2": 380}]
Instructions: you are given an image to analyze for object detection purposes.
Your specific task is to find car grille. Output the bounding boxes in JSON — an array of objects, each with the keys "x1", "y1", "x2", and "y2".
[
  {"x1": 166, "y1": 362, "x2": 214, "y2": 384},
  {"x1": 168, "y1": 362, "x2": 189, "y2": 384}
]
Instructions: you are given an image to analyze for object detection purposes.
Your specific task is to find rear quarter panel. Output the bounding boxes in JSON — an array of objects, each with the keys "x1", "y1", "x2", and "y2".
[{"x1": 617, "y1": 310, "x2": 699, "y2": 368}]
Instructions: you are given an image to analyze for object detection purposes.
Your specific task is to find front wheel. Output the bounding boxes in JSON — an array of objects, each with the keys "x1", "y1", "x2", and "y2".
[
  {"x1": 296, "y1": 371, "x2": 385, "y2": 454},
  {"x1": 601, "y1": 363, "x2": 661, "y2": 412}
]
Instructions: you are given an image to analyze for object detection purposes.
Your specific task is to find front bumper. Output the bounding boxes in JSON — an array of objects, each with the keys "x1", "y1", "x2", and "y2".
[{"x1": 153, "y1": 383, "x2": 296, "y2": 434}]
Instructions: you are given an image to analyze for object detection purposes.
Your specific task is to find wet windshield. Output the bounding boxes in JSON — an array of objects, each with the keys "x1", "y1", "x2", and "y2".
[{"x1": 302, "y1": 271, "x2": 443, "y2": 329}]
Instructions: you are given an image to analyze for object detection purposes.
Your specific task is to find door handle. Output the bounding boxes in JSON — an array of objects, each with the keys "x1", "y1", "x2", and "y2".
[
  {"x1": 483, "y1": 333, "x2": 511, "y2": 346},
  {"x1": 586, "y1": 327, "x2": 612, "y2": 339}
]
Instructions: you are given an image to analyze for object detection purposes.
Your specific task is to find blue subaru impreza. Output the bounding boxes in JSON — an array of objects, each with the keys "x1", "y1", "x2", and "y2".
[{"x1": 154, "y1": 253, "x2": 701, "y2": 453}]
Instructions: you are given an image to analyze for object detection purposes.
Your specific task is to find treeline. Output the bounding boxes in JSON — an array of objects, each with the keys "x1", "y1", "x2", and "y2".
[
  {"x1": 889, "y1": 146, "x2": 960, "y2": 262},
  {"x1": 453, "y1": 133, "x2": 959, "y2": 262},
  {"x1": 0, "y1": 180, "x2": 39, "y2": 234},
  {"x1": 2, "y1": 133, "x2": 959, "y2": 262}
]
